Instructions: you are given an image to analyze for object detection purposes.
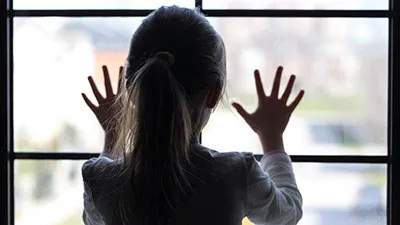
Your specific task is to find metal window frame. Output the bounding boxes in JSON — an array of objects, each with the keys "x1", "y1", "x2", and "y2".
[{"x1": 1, "y1": 0, "x2": 399, "y2": 225}]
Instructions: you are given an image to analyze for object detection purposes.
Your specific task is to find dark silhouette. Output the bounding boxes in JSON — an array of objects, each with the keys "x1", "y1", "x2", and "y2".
[{"x1": 81, "y1": 5, "x2": 304, "y2": 225}]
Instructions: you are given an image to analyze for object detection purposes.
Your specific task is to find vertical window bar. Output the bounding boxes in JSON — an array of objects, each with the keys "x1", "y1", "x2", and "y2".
[
  {"x1": 387, "y1": 0, "x2": 392, "y2": 223},
  {"x1": 195, "y1": 0, "x2": 203, "y2": 11},
  {"x1": 387, "y1": 16, "x2": 392, "y2": 225},
  {"x1": 8, "y1": 0, "x2": 14, "y2": 224},
  {"x1": 389, "y1": 0, "x2": 400, "y2": 224},
  {"x1": 0, "y1": 0, "x2": 9, "y2": 223}
]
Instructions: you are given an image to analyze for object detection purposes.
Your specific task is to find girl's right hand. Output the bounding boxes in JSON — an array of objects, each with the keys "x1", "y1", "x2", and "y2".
[{"x1": 231, "y1": 66, "x2": 305, "y2": 152}]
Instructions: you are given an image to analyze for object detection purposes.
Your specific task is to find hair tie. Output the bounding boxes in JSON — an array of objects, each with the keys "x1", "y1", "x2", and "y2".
[{"x1": 155, "y1": 51, "x2": 175, "y2": 66}]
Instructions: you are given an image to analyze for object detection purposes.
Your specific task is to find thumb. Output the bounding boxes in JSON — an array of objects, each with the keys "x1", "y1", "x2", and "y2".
[{"x1": 231, "y1": 102, "x2": 251, "y2": 124}]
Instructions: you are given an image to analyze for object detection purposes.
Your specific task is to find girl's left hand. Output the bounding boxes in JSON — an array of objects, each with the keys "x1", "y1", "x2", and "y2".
[{"x1": 82, "y1": 65, "x2": 123, "y2": 135}]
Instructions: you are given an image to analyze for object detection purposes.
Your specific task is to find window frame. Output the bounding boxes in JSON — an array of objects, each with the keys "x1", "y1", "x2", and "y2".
[{"x1": 1, "y1": 0, "x2": 399, "y2": 224}]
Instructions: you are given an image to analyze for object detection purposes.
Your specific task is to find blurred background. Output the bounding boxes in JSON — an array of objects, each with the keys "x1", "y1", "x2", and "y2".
[{"x1": 13, "y1": 0, "x2": 388, "y2": 224}]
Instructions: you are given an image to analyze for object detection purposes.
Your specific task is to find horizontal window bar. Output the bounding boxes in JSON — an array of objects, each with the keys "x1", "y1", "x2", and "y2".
[
  {"x1": 7, "y1": 9, "x2": 392, "y2": 18},
  {"x1": 10, "y1": 9, "x2": 153, "y2": 17},
  {"x1": 12, "y1": 152, "x2": 390, "y2": 163},
  {"x1": 255, "y1": 154, "x2": 390, "y2": 163},
  {"x1": 13, "y1": 152, "x2": 99, "y2": 160},
  {"x1": 203, "y1": 9, "x2": 392, "y2": 18}
]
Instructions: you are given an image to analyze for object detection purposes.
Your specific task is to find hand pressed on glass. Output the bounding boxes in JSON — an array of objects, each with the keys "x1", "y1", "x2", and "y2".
[
  {"x1": 81, "y1": 65, "x2": 123, "y2": 136},
  {"x1": 231, "y1": 66, "x2": 305, "y2": 153}
]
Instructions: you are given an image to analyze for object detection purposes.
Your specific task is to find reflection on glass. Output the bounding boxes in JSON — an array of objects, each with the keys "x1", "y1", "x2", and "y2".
[
  {"x1": 203, "y1": 18, "x2": 387, "y2": 155},
  {"x1": 14, "y1": 0, "x2": 193, "y2": 9},
  {"x1": 204, "y1": 0, "x2": 388, "y2": 10},
  {"x1": 15, "y1": 161, "x2": 386, "y2": 225},
  {"x1": 15, "y1": 160, "x2": 85, "y2": 225}
]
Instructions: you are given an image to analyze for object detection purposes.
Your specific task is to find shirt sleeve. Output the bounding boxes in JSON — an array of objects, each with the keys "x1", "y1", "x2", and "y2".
[
  {"x1": 81, "y1": 156, "x2": 113, "y2": 225},
  {"x1": 244, "y1": 152, "x2": 303, "y2": 225},
  {"x1": 82, "y1": 180, "x2": 106, "y2": 225}
]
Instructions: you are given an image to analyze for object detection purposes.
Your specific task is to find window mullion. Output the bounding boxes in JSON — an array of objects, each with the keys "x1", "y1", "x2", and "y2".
[
  {"x1": 389, "y1": 0, "x2": 400, "y2": 224},
  {"x1": 195, "y1": 0, "x2": 202, "y2": 10},
  {"x1": 8, "y1": 1, "x2": 14, "y2": 225},
  {"x1": 1, "y1": 0, "x2": 12, "y2": 225},
  {"x1": 0, "y1": 0, "x2": 9, "y2": 224}
]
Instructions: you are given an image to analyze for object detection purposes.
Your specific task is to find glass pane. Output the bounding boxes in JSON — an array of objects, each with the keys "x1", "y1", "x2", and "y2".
[
  {"x1": 14, "y1": 18, "x2": 388, "y2": 155},
  {"x1": 14, "y1": 18, "x2": 139, "y2": 152},
  {"x1": 204, "y1": 0, "x2": 388, "y2": 10},
  {"x1": 245, "y1": 163, "x2": 387, "y2": 225},
  {"x1": 14, "y1": 0, "x2": 193, "y2": 10},
  {"x1": 15, "y1": 160, "x2": 85, "y2": 225},
  {"x1": 15, "y1": 160, "x2": 386, "y2": 225},
  {"x1": 203, "y1": 18, "x2": 388, "y2": 155}
]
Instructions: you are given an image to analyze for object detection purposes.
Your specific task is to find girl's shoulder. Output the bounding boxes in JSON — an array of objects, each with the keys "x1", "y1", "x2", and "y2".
[
  {"x1": 81, "y1": 154, "x2": 123, "y2": 183},
  {"x1": 191, "y1": 143, "x2": 257, "y2": 168}
]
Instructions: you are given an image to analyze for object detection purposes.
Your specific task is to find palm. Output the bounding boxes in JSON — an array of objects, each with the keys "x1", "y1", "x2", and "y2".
[
  {"x1": 82, "y1": 65, "x2": 123, "y2": 133},
  {"x1": 232, "y1": 66, "x2": 304, "y2": 138}
]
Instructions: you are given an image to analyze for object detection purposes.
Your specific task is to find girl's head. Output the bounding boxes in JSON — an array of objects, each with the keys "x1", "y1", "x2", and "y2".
[
  {"x1": 125, "y1": 6, "x2": 226, "y2": 135},
  {"x1": 113, "y1": 5, "x2": 226, "y2": 224}
]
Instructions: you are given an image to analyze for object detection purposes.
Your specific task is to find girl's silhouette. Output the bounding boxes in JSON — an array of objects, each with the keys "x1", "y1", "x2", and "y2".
[{"x1": 81, "y1": 5, "x2": 304, "y2": 225}]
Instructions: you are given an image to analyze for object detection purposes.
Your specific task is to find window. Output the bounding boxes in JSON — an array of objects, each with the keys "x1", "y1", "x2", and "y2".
[{"x1": 1, "y1": 0, "x2": 399, "y2": 225}]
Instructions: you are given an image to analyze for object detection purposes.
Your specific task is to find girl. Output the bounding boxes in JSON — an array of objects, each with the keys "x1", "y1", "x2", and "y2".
[{"x1": 81, "y1": 5, "x2": 304, "y2": 225}]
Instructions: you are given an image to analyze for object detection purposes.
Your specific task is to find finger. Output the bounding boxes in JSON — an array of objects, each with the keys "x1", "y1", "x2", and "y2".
[
  {"x1": 270, "y1": 66, "x2": 283, "y2": 98},
  {"x1": 254, "y1": 70, "x2": 266, "y2": 100},
  {"x1": 117, "y1": 66, "x2": 123, "y2": 94},
  {"x1": 88, "y1": 76, "x2": 104, "y2": 103},
  {"x1": 288, "y1": 90, "x2": 305, "y2": 112},
  {"x1": 103, "y1": 66, "x2": 114, "y2": 97},
  {"x1": 281, "y1": 75, "x2": 296, "y2": 103},
  {"x1": 231, "y1": 102, "x2": 251, "y2": 124},
  {"x1": 81, "y1": 93, "x2": 98, "y2": 113}
]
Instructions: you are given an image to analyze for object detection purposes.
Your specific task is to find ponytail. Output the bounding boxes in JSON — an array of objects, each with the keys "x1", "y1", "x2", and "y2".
[{"x1": 114, "y1": 52, "x2": 194, "y2": 224}]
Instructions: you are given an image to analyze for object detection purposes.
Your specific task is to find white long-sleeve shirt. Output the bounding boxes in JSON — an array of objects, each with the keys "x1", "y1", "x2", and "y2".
[{"x1": 82, "y1": 143, "x2": 303, "y2": 225}]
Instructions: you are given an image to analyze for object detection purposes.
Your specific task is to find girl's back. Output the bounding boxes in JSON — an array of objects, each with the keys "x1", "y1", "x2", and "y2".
[
  {"x1": 84, "y1": 144, "x2": 246, "y2": 225},
  {"x1": 83, "y1": 144, "x2": 301, "y2": 225}
]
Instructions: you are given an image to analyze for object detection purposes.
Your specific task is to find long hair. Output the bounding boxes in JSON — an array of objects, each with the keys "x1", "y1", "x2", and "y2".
[{"x1": 112, "y1": 5, "x2": 226, "y2": 225}]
